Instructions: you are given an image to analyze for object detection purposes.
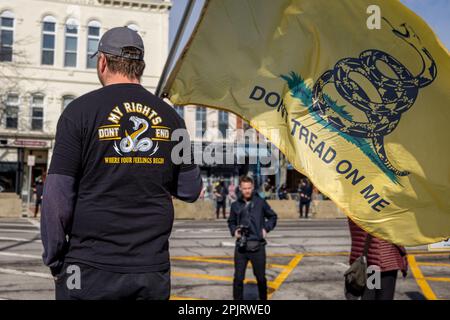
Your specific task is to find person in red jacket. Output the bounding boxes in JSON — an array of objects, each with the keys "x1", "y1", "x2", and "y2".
[{"x1": 348, "y1": 218, "x2": 408, "y2": 300}]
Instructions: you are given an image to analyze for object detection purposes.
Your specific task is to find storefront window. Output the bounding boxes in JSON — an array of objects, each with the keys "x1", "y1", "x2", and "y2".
[{"x1": 0, "y1": 162, "x2": 17, "y2": 193}]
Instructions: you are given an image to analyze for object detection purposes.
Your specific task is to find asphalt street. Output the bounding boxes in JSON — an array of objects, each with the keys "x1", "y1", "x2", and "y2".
[{"x1": 0, "y1": 217, "x2": 448, "y2": 300}]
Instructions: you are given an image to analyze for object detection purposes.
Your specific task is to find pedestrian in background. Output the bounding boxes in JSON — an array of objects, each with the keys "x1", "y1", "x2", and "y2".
[
  {"x1": 298, "y1": 178, "x2": 313, "y2": 218},
  {"x1": 277, "y1": 184, "x2": 288, "y2": 200},
  {"x1": 263, "y1": 178, "x2": 273, "y2": 200},
  {"x1": 214, "y1": 180, "x2": 228, "y2": 219},
  {"x1": 347, "y1": 218, "x2": 408, "y2": 300},
  {"x1": 33, "y1": 173, "x2": 45, "y2": 218}
]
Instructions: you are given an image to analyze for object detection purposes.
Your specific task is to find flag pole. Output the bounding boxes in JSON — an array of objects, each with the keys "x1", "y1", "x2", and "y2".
[{"x1": 156, "y1": 0, "x2": 196, "y2": 97}]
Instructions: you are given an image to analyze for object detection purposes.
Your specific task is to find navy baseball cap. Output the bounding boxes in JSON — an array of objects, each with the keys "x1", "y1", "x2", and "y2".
[{"x1": 90, "y1": 26, "x2": 144, "y2": 61}]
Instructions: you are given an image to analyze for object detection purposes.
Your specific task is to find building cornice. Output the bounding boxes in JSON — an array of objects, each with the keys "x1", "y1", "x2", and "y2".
[
  {"x1": 41, "y1": 0, "x2": 172, "y2": 12},
  {"x1": 0, "y1": 131, "x2": 55, "y2": 141}
]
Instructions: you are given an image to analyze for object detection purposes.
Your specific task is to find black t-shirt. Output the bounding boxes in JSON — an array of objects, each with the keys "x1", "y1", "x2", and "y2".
[{"x1": 48, "y1": 83, "x2": 195, "y2": 272}]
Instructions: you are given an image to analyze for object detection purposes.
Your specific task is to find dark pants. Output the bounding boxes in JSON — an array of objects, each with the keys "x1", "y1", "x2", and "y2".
[
  {"x1": 216, "y1": 201, "x2": 226, "y2": 219},
  {"x1": 233, "y1": 245, "x2": 267, "y2": 300},
  {"x1": 299, "y1": 201, "x2": 310, "y2": 218},
  {"x1": 54, "y1": 262, "x2": 170, "y2": 300},
  {"x1": 362, "y1": 270, "x2": 398, "y2": 300},
  {"x1": 34, "y1": 200, "x2": 41, "y2": 217}
]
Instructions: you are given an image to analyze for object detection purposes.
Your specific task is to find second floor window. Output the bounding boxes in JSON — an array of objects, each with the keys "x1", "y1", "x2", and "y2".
[
  {"x1": 31, "y1": 95, "x2": 44, "y2": 131},
  {"x1": 4, "y1": 94, "x2": 19, "y2": 129},
  {"x1": 0, "y1": 11, "x2": 14, "y2": 62},
  {"x1": 41, "y1": 16, "x2": 56, "y2": 65},
  {"x1": 218, "y1": 111, "x2": 229, "y2": 138},
  {"x1": 64, "y1": 19, "x2": 78, "y2": 67},
  {"x1": 87, "y1": 21, "x2": 100, "y2": 69},
  {"x1": 196, "y1": 107, "x2": 206, "y2": 138}
]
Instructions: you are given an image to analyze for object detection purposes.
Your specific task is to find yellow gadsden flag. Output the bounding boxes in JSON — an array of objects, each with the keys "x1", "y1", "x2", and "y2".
[{"x1": 164, "y1": 0, "x2": 450, "y2": 246}]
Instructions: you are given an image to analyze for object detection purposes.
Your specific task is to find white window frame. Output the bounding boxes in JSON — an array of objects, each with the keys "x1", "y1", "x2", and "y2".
[
  {"x1": 4, "y1": 93, "x2": 19, "y2": 129},
  {"x1": 0, "y1": 11, "x2": 14, "y2": 62},
  {"x1": 86, "y1": 20, "x2": 101, "y2": 69},
  {"x1": 30, "y1": 94, "x2": 44, "y2": 131},
  {"x1": 41, "y1": 15, "x2": 56, "y2": 66},
  {"x1": 64, "y1": 18, "x2": 79, "y2": 68}
]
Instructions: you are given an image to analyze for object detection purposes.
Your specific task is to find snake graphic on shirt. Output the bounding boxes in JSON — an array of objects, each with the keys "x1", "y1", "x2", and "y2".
[{"x1": 113, "y1": 116, "x2": 159, "y2": 155}]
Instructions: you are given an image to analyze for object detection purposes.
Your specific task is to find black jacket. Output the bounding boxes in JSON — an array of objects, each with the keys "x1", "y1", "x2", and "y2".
[
  {"x1": 227, "y1": 192, "x2": 277, "y2": 242},
  {"x1": 298, "y1": 183, "x2": 313, "y2": 203}
]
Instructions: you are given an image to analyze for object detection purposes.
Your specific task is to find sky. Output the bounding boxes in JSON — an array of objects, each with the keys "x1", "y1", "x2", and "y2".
[{"x1": 168, "y1": 0, "x2": 450, "y2": 51}]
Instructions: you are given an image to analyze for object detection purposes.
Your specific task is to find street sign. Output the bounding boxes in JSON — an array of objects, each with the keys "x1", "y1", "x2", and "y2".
[
  {"x1": 428, "y1": 239, "x2": 450, "y2": 251},
  {"x1": 27, "y1": 155, "x2": 36, "y2": 166}
]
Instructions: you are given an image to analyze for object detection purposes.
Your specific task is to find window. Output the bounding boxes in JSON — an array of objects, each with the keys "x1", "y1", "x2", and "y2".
[
  {"x1": 218, "y1": 111, "x2": 229, "y2": 138},
  {"x1": 174, "y1": 105, "x2": 184, "y2": 119},
  {"x1": 0, "y1": 11, "x2": 14, "y2": 62},
  {"x1": 195, "y1": 107, "x2": 206, "y2": 138},
  {"x1": 41, "y1": 16, "x2": 56, "y2": 65},
  {"x1": 62, "y1": 95, "x2": 75, "y2": 110},
  {"x1": 87, "y1": 21, "x2": 100, "y2": 69},
  {"x1": 64, "y1": 18, "x2": 78, "y2": 67},
  {"x1": 31, "y1": 94, "x2": 44, "y2": 130},
  {"x1": 4, "y1": 94, "x2": 19, "y2": 129}
]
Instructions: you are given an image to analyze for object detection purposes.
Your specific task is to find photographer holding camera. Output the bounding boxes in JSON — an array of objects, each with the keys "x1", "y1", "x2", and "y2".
[{"x1": 227, "y1": 176, "x2": 278, "y2": 300}]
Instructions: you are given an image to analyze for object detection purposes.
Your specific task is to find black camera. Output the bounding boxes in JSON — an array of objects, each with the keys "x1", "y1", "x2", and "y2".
[{"x1": 237, "y1": 224, "x2": 250, "y2": 249}]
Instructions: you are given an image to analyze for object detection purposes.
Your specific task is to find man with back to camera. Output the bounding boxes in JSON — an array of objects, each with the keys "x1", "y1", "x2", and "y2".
[
  {"x1": 228, "y1": 176, "x2": 278, "y2": 300},
  {"x1": 40, "y1": 27, "x2": 202, "y2": 300}
]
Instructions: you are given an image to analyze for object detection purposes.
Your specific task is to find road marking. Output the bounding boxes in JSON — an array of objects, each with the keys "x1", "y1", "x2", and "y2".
[
  {"x1": 336, "y1": 262, "x2": 350, "y2": 268},
  {"x1": 0, "y1": 223, "x2": 38, "y2": 228},
  {"x1": 408, "y1": 255, "x2": 438, "y2": 300},
  {"x1": 172, "y1": 252, "x2": 349, "y2": 260},
  {"x1": 268, "y1": 254, "x2": 303, "y2": 299},
  {"x1": 0, "y1": 267, "x2": 52, "y2": 279},
  {"x1": 266, "y1": 252, "x2": 349, "y2": 257},
  {"x1": 174, "y1": 255, "x2": 233, "y2": 260},
  {"x1": 172, "y1": 256, "x2": 286, "y2": 269},
  {"x1": 425, "y1": 277, "x2": 450, "y2": 283},
  {"x1": 220, "y1": 241, "x2": 285, "y2": 247},
  {"x1": 417, "y1": 262, "x2": 450, "y2": 268},
  {"x1": 221, "y1": 242, "x2": 235, "y2": 247},
  {"x1": 0, "y1": 237, "x2": 41, "y2": 243},
  {"x1": 172, "y1": 256, "x2": 235, "y2": 264},
  {"x1": 172, "y1": 271, "x2": 278, "y2": 288},
  {"x1": 170, "y1": 295, "x2": 203, "y2": 300},
  {"x1": 0, "y1": 252, "x2": 41, "y2": 259},
  {"x1": 27, "y1": 218, "x2": 41, "y2": 228},
  {"x1": 172, "y1": 271, "x2": 234, "y2": 283},
  {"x1": 409, "y1": 251, "x2": 450, "y2": 257},
  {"x1": 304, "y1": 252, "x2": 349, "y2": 257},
  {"x1": 0, "y1": 229, "x2": 40, "y2": 234}
]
